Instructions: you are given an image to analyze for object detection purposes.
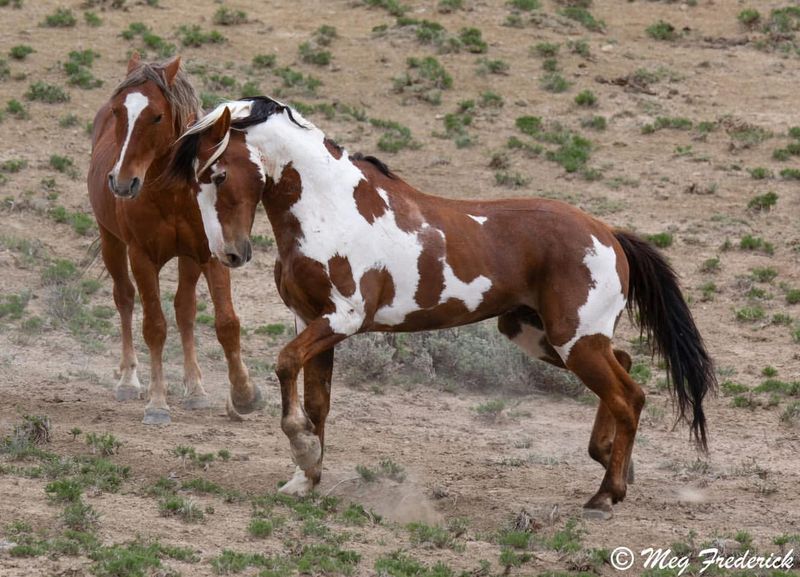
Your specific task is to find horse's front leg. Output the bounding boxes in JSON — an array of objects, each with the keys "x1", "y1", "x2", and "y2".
[
  {"x1": 277, "y1": 319, "x2": 345, "y2": 496},
  {"x1": 174, "y1": 256, "x2": 210, "y2": 409},
  {"x1": 202, "y1": 260, "x2": 261, "y2": 418},
  {"x1": 128, "y1": 247, "x2": 170, "y2": 425}
]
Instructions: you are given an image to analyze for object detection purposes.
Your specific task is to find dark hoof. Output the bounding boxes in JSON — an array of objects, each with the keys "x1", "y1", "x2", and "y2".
[
  {"x1": 183, "y1": 395, "x2": 212, "y2": 410},
  {"x1": 232, "y1": 385, "x2": 265, "y2": 415},
  {"x1": 142, "y1": 408, "x2": 171, "y2": 425},
  {"x1": 115, "y1": 386, "x2": 142, "y2": 401},
  {"x1": 627, "y1": 459, "x2": 635, "y2": 484}
]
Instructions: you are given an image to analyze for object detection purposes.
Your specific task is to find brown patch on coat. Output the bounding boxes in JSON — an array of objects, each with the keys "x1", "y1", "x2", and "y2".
[
  {"x1": 328, "y1": 254, "x2": 356, "y2": 297},
  {"x1": 353, "y1": 181, "x2": 388, "y2": 224},
  {"x1": 359, "y1": 267, "x2": 396, "y2": 321},
  {"x1": 414, "y1": 227, "x2": 446, "y2": 309},
  {"x1": 324, "y1": 138, "x2": 343, "y2": 160}
]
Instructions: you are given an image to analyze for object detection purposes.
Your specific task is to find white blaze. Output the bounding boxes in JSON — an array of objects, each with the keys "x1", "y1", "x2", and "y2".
[
  {"x1": 555, "y1": 235, "x2": 626, "y2": 362},
  {"x1": 111, "y1": 92, "x2": 149, "y2": 178},
  {"x1": 468, "y1": 214, "x2": 487, "y2": 225},
  {"x1": 197, "y1": 163, "x2": 225, "y2": 258}
]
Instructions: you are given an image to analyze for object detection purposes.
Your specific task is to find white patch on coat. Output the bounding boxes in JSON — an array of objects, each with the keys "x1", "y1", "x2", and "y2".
[
  {"x1": 111, "y1": 92, "x2": 149, "y2": 177},
  {"x1": 237, "y1": 109, "x2": 492, "y2": 334},
  {"x1": 509, "y1": 323, "x2": 550, "y2": 360},
  {"x1": 197, "y1": 163, "x2": 225, "y2": 258},
  {"x1": 279, "y1": 467, "x2": 314, "y2": 496},
  {"x1": 555, "y1": 235, "x2": 626, "y2": 362},
  {"x1": 246, "y1": 143, "x2": 266, "y2": 183},
  {"x1": 468, "y1": 214, "x2": 487, "y2": 225}
]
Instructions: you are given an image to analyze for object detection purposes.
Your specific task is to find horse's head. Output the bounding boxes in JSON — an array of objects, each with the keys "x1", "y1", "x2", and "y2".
[
  {"x1": 107, "y1": 53, "x2": 194, "y2": 199},
  {"x1": 172, "y1": 107, "x2": 265, "y2": 267}
]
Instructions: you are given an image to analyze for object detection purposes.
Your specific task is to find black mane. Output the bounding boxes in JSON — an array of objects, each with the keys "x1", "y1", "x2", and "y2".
[
  {"x1": 351, "y1": 152, "x2": 395, "y2": 179},
  {"x1": 170, "y1": 130, "x2": 201, "y2": 184},
  {"x1": 234, "y1": 96, "x2": 307, "y2": 130}
]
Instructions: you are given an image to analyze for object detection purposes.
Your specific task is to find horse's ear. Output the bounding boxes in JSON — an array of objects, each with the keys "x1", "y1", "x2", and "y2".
[
  {"x1": 163, "y1": 56, "x2": 181, "y2": 86},
  {"x1": 209, "y1": 107, "x2": 231, "y2": 143},
  {"x1": 127, "y1": 51, "x2": 141, "y2": 74}
]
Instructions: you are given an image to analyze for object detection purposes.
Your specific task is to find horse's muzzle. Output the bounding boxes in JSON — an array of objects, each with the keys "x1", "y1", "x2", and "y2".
[
  {"x1": 108, "y1": 173, "x2": 142, "y2": 199},
  {"x1": 221, "y1": 238, "x2": 253, "y2": 268}
]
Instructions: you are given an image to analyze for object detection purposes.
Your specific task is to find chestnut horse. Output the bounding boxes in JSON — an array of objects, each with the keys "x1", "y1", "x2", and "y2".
[
  {"x1": 171, "y1": 98, "x2": 716, "y2": 517},
  {"x1": 87, "y1": 55, "x2": 261, "y2": 424}
]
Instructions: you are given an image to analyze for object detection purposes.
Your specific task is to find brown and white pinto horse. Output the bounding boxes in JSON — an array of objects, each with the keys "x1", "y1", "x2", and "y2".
[
  {"x1": 87, "y1": 55, "x2": 261, "y2": 424},
  {"x1": 172, "y1": 97, "x2": 716, "y2": 517}
]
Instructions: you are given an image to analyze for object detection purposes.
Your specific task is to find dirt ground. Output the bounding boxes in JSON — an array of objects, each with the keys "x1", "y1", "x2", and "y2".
[{"x1": 1, "y1": 0, "x2": 799, "y2": 576}]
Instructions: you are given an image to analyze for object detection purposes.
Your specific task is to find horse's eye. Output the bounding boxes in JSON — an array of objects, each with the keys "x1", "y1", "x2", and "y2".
[
  {"x1": 111, "y1": 108, "x2": 118, "y2": 117},
  {"x1": 153, "y1": 114, "x2": 163, "y2": 124},
  {"x1": 212, "y1": 171, "x2": 227, "y2": 186}
]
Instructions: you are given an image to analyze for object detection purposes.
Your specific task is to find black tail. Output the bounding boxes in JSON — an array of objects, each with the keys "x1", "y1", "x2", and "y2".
[{"x1": 614, "y1": 230, "x2": 717, "y2": 451}]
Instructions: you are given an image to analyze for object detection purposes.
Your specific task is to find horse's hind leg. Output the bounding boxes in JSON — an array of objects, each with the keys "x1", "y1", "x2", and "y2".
[
  {"x1": 202, "y1": 260, "x2": 260, "y2": 417},
  {"x1": 588, "y1": 349, "x2": 635, "y2": 484},
  {"x1": 99, "y1": 225, "x2": 141, "y2": 401},
  {"x1": 567, "y1": 336, "x2": 645, "y2": 519},
  {"x1": 175, "y1": 256, "x2": 209, "y2": 409},
  {"x1": 281, "y1": 347, "x2": 334, "y2": 495}
]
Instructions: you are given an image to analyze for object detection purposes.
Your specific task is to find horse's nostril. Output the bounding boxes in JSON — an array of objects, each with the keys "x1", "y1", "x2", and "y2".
[
  {"x1": 130, "y1": 177, "x2": 141, "y2": 196},
  {"x1": 226, "y1": 252, "x2": 242, "y2": 267},
  {"x1": 108, "y1": 173, "x2": 116, "y2": 191}
]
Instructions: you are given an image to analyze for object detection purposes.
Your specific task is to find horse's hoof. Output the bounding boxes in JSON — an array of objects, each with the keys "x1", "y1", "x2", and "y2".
[
  {"x1": 627, "y1": 459, "x2": 635, "y2": 485},
  {"x1": 115, "y1": 386, "x2": 142, "y2": 401},
  {"x1": 582, "y1": 507, "x2": 613, "y2": 521},
  {"x1": 225, "y1": 397, "x2": 245, "y2": 422},
  {"x1": 183, "y1": 395, "x2": 212, "y2": 410},
  {"x1": 232, "y1": 385, "x2": 265, "y2": 415},
  {"x1": 142, "y1": 408, "x2": 171, "y2": 425},
  {"x1": 278, "y1": 467, "x2": 315, "y2": 497}
]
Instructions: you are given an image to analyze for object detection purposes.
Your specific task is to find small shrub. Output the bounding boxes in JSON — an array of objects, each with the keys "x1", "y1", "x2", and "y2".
[
  {"x1": 370, "y1": 118, "x2": 416, "y2": 152},
  {"x1": 647, "y1": 232, "x2": 673, "y2": 248},
  {"x1": 646, "y1": 20, "x2": 678, "y2": 41},
  {"x1": 747, "y1": 191, "x2": 778, "y2": 212},
  {"x1": 749, "y1": 167, "x2": 772, "y2": 180},
  {"x1": 84, "y1": 11, "x2": 102, "y2": 26},
  {"x1": 735, "y1": 306, "x2": 765, "y2": 323},
  {"x1": 581, "y1": 115, "x2": 606, "y2": 131},
  {"x1": 42, "y1": 8, "x2": 76, "y2": 27},
  {"x1": 459, "y1": 27, "x2": 488, "y2": 53},
  {"x1": 574, "y1": 89, "x2": 597, "y2": 107},
  {"x1": 9, "y1": 45, "x2": 33, "y2": 60},
  {"x1": 252, "y1": 53, "x2": 276, "y2": 69},
  {"x1": 213, "y1": 5, "x2": 247, "y2": 25},
  {"x1": 177, "y1": 25, "x2": 225, "y2": 47},
  {"x1": 738, "y1": 9, "x2": 761, "y2": 28},
  {"x1": 509, "y1": 0, "x2": 539, "y2": 10},
  {"x1": 533, "y1": 42, "x2": 559, "y2": 57},
  {"x1": 540, "y1": 73, "x2": 569, "y2": 93},
  {"x1": 26, "y1": 82, "x2": 69, "y2": 103},
  {"x1": 561, "y1": 7, "x2": 604, "y2": 31},
  {"x1": 739, "y1": 235, "x2": 774, "y2": 255}
]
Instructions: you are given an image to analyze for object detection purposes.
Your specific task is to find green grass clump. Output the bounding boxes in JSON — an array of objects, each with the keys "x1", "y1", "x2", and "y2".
[
  {"x1": 476, "y1": 57, "x2": 509, "y2": 75},
  {"x1": 6, "y1": 98, "x2": 29, "y2": 119},
  {"x1": 248, "y1": 518, "x2": 274, "y2": 538},
  {"x1": 581, "y1": 115, "x2": 607, "y2": 131},
  {"x1": 255, "y1": 323, "x2": 286, "y2": 336},
  {"x1": 51, "y1": 206, "x2": 94, "y2": 235},
  {"x1": 407, "y1": 56, "x2": 453, "y2": 89},
  {"x1": 516, "y1": 115, "x2": 542, "y2": 136},
  {"x1": 363, "y1": 0, "x2": 408, "y2": 17},
  {"x1": 252, "y1": 53, "x2": 276, "y2": 69},
  {"x1": 499, "y1": 529, "x2": 531, "y2": 549},
  {"x1": 574, "y1": 89, "x2": 597, "y2": 107},
  {"x1": 780, "y1": 168, "x2": 800, "y2": 180},
  {"x1": 749, "y1": 167, "x2": 772, "y2": 180},
  {"x1": 738, "y1": 9, "x2": 761, "y2": 28},
  {"x1": 721, "y1": 380, "x2": 748, "y2": 396},
  {"x1": 561, "y1": 7, "x2": 604, "y2": 31},
  {"x1": 26, "y1": 82, "x2": 69, "y2": 103},
  {"x1": 42, "y1": 8, "x2": 76, "y2": 27},
  {"x1": 646, "y1": 232, "x2": 673, "y2": 248},
  {"x1": 407, "y1": 522, "x2": 454, "y2": 549},
  {"x1": 459, "y1": 27, "x2": 488, "y2": 53},
  {"x1": 84, "y1": 11, "x2": 102, "y2": 26},
  {"x1": 754, "y1": 379, "x2": 800, "y2": 396},
  {"x1": 0, "y1": 292, "x2": 30, "y2": 320},
  {"x1": 299, "y1": 42, "x2": 331, "y2": 66},
  {"x1": 747, "y1": 191, "x2": 778, "y2": 212},
  {"x1": 213, "y1": 5, "x2": 248, "y2": 25},
  {"x1": 370, "y1": 118, "x2": 416, "y2": 152},
  {"x1": 510, "y1": 0, "x2": 539, "y2": 10},
  {"x1": 642, "y1": 116, "x2": 693, "y2": 134},
  {"x1": 158, "y1": 495, "x2": 204, "y2": 522},
  {"x1": 533, "y1": 42, "x2": 559, "y2": 57},
  {"x1": 9, "y1": 45, "x2": 33, "y2": 60},
  {"x1": 739, "y1": 235, "x2": 774, "y2": 255},
  {"x1": 474, "y1": 398, "x2": 505, "y2": 416},
  {"x1": 375, "y1": 551, "x2": 452, "y2": 577},
  {"x1": 177, "y1": 25, "x2": 226, "y2": 47},
  {"x1": 751, "y1": 267, "x2": 777, "y2": 283},
  {"x1": 646, "y1": 20, "x2": 678, "y2": 40},
  {"x1": 735, "y1": 306, "x2": 765, "y2": 323},
  {"x1": 540, "y1": 72, "x2": 570, "y2": 93},
  {"x1": 273, "y1": 66, "x2": 321, "y2": 95},
  {"x1": 45, "y1": 478, "x2": 83, "y2": 502},
  {"x1": 546, "y1": 134, "x2": 591, "y2": 172}
]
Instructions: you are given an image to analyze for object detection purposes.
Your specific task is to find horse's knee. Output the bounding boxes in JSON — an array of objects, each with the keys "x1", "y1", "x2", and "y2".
[
  {"x1": 215, "y1": 311, "x2": 240, "y2": 340},
  {"x1": 276, "y1": 348, "x2": 302, "y2": 384},
  {"x1": 588, "y1": 438, "x2": 612, "y2": 466}
]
